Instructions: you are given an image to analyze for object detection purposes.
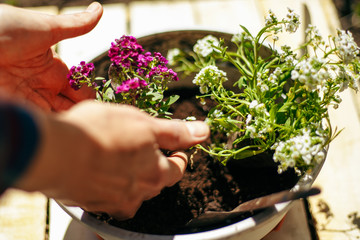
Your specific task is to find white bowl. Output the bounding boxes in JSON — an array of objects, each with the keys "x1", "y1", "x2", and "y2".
[{"x1": 58, "y1": 30, "x2": 325, "y2": 240}]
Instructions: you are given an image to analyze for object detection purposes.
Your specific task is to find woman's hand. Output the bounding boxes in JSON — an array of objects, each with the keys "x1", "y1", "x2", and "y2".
[
  {"x1": 0, "y1": 3, "x2": 103, "y2": 111},
  {"x1": 15, "y1": 101, "x2": 210, "y2": 219}
]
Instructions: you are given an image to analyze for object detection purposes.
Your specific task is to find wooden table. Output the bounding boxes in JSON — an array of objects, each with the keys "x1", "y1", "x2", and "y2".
[{"x1": 1, "y1": 0, "x2": 358, "y2": 239}]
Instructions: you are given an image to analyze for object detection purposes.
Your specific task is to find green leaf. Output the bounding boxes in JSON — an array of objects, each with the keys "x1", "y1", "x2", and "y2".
[
  {"x1": 278, "y1": 102, "x2": 292, "y2": 113},
  {"x1": 234, "y1": 149, "x2": 260, "y2": 159},
  {"x1": 239, "y1": 25, "x2": 253, "y2": 38},
  {"x1": 166, "y1": 95, "x2": 180, "y2": 105},
  {"x1": 105, "y1": 88, "x2": 115, "y2": 100},
  {"x1": 103, "y1": 79, "x2": 112, "y2": 88},
  {"x1": 269, "y1": 104, "x2": 278, "y2": 122}
]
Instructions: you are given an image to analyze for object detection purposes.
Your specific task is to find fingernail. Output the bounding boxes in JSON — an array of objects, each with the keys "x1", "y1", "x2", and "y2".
[
  {"x1": 86, "y1": 2, "x2": 100, "y2": 13},
  {"x1": 185, "y1": 121, "x2": 210, "y2": 139}
]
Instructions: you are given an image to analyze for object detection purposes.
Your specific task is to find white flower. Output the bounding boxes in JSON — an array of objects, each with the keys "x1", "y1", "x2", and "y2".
[
  {"x1": 231, "y1": 32, "x2": 252, "y2": 44},
  {"x1": 336, "y1": 64, "x2": 360, "y2": 92},
  {"x1": 284, "y1": 8, "x2": 300, "y2": 33},
  {"x1": 249, "y1": 100, "x2": 259, "y2": 109},
  {"x1": 199, "y1": 85, "x2": 209, "y2": 94},
  {"x1": 245, "y1": 114, "x2": 252, "y2": 124},
  {"x1": 193, "y1": 65, "x2": 227, "y2": 94},
  {"x1": 272, "y1": 128, "x2": 326, "y2": 172},
  {"x1": 291, "y1": 56, "x2": 328, "y2": 91},
  {"x1": 246, "y1": 125, "x2": 258, "y2": 138},
  {"x1": 258, "y1": 82, "x2": 269, "y2": 92},
  {"x1": 212, "y1": 109, "x2": 224, "y2": 118},
  {"x1": 305, "y1": 24, "x2": 324, "y2": 48},
  {"x1": 185, "y1": 116, "x2": 196, "y2": 121},
  {"x1": 246, "y1": 100, "x2": 272, "y2": 139},
  {"x1": 284, "y1": 55, "x2": 298, "y2": 67},
  {"x1": 335, "y1": 29, "x2": 359, "y2": 64},
  {"x1": 193, "y1": 35, "x2": 220, "y2": 57},
  {"x1": 166, "y1": 48, "x2": 181, "y2": 66},
  {"x1": 265, "y1": 9, "x2": 278, "y2": 26}
]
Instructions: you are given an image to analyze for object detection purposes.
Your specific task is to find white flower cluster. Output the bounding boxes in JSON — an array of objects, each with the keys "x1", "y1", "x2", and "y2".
[
  {"x1": 258, "y1": 67, "x2": 283, "y2": 91},
  {"x1": 246, "y1": 100, "x2": 272, "y2": 139},
  {"x1": 205, "y1": 109, "x2": 232, "y2": 133},
  {"x1": 265, "y1": 8, "x2": 300, "y2": 33},
  {"x1": 193, "y1": 65, "x2": 228, "y2": 94},
  {"x1": 335, "y1": 29, "x2": 360, "y2": 64},
  {"x1": 256, "y1": 72, "x2": 270, "y2": 92},
  {"x1": 193, "y1": 35, "x2": 220, "y2": 57},
  {"x1": 272, "y1": 128, "x2": 326, "y2": 174},
  {"x1": 279, "y1": 45, "x2": 298, "y2": 67},
  {"x1": 305, "y1": 24, "x2": 324, "y2": 49},
  {"x1": 264, "y1": 9, "x2": 278, "y2": 26},
  {"x1": 284, "y1": 8, "x2": 300, "y2": 33},
  {"x1": 231, "y1": 32, "x2": 252, "y2": 44},
  {"x1": 336, "y1": 65, "x2": 360, "y2": 92},
  {"x1": 269, "y1": 67, "x2": 283, "y2": 84},
  {"x1": 291, "y1": 56, "x2": 330, "y2": 91},
  {"x1": 166, "y1": 48, "x2": 181, "y2": 66}
]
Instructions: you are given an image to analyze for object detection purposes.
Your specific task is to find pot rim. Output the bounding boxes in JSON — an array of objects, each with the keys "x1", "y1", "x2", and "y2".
[{"x1": 57, "y1": 200, "x2": 292, "y2": 240}]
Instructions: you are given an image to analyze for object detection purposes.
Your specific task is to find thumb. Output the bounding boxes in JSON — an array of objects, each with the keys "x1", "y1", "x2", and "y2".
[
  {"x1": 51, "y1": 2, "x2": 103, "y2": 44},
  {"x1": 152, "y1": 119, "x2": 210, "y2": 150}
]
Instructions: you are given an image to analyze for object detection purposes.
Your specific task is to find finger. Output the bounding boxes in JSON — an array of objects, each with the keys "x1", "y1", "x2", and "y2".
[
  {"x1": 51, "y1": 51, "x2": 96, "y2": 105},
  {"x1": 61, "y1": 83, "x2": 96, "y2": 104},
  {"x1": 50, "y1": 94, "x2": 76, "y2": 112},
  {"x1": 152, "y1": 119, "x2": 210, "y2": 150},
  {"x1": 165, "y1": 151, "x2": 188, "y2": 187},
  {"x1": 50, "y1": 2, "x2": 103, "y2": 44}
]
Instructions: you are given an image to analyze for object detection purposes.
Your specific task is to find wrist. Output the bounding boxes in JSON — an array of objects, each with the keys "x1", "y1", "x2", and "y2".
[
  {"x1": 14, "y1": 104, "x2": 96, "y2": 198},
  {"x1": 0, "y1": 103, "x2": 40, "y2": 193}
]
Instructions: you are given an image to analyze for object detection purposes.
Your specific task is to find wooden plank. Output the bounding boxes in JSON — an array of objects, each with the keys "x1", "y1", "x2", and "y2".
[
  {"x1": 263, "y1": 200, "x2": 312, "y2": 240},
  {"x1": 296, "y1": 1, "x2": 360, "y2": 239},
  {"x1": 308, "y1": 91, "x2": 360, "y2": 239},
  {"x1": 0, "y1": 6, "x2": 56, "y2": 240},
  {"x1": 0, "y1": 189, "x2": 47, "y2": 240}
]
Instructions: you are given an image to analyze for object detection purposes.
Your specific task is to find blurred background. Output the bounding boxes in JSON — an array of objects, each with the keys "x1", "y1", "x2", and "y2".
[{"x1": 1, "y1": 0, "x2": 360, "y2": 43}]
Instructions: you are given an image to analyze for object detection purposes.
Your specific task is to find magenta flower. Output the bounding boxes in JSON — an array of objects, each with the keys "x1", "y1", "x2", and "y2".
[
  {"x1": 115, "y1": 78, "x2": 149, "y2": 94},
  {"x1": 108, "y1": 35, "x2": 144, "y2": 69},
  {"x1": 116, "y1": 83, "x2": 130, "y2": 93},
  {"x1": 67, "y1": 61, "x2": 95, "y2": 90},
  {"x1": 127, "y1": 78, "x2": 141, "y2": 89},
  {"x1": 154, "y1": 52, "x2": 168, "y2": 65},
  {"x1": 137, "y1": 52, "x2": 153, "y2": 68},
  {"x1": 139, "y1": 79, "x2": 148, "y2": 87},
  {"x1": 68, "y1": 35, "x2": 179, "y2": 118}
]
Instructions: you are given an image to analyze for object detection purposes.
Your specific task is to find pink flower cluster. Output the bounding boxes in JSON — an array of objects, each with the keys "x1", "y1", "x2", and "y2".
[
  {"x1": 108, "y1": 35, "x2": 145, "y2": 69},
  {"x1": 116, "y1": 77, "x2": 148, "y2": 93},
  {"x1": 109, "y1": 35, "x2": 178, "y2": 94},
  {"x1": 67, "y1": 61, "x2": 95, "y2": 90}
]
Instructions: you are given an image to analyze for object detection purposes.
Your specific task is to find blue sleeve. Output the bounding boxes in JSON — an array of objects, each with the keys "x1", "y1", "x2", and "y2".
[{"x1": 0, "y1": 104, "x2": 40, "y2": 194}]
